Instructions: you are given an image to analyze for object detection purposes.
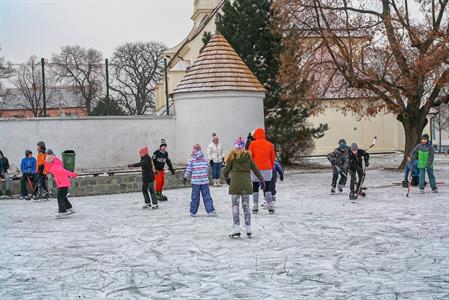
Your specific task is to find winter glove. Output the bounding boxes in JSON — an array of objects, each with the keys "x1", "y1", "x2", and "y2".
[
  {"x1": 280, "y1": 174, "x2": 284, "y2": 181},
  {"x1": 365, "y1": 162, "x2": 369, "y2": 168},
  {"x1": 226, "y1": 177, "x2": 231, "y2": 185},
  {"x1": 171, "y1": 170, "x2": 175, "y2": 176},
  {"x1": 127, "y1": 164, "x2": 133, "y2": 168},
  {"x1": 183, "y1": 177, "x2": 187, "y2": 185},
  {"x1": 260, "y1": 181, "x2": 266, "y2": 191},
  {"x1": 209, "y1": 160, "x2": 214, "y2": 166}
]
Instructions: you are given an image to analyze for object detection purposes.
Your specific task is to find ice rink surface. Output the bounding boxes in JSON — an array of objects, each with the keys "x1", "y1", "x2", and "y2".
[{"x1": 1, "y1": 159, "x2": 448, "y2": 299}]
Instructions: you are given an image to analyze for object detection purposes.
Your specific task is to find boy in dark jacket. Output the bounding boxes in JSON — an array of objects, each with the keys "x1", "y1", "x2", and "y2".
[
  {"x1": 348, "y1": 143, "x2": 369, "y2": 200},
  {"x1": 0, "y1": 150, "x2": 11, "y2": 196},
  {"x1": 410, "y1": 133, "x2": 438, "y2": 193},
  {"x1": 152, "y1": 139, "x2": 175, "y2": 201},
  {"x1": 327, "y1": 139, "x2": 349, "y2": 194},
  {"x1": 20, "y1": 150, "x2": 37, "y2": 200},
  {"x1": 129, "y1": 146, "x2": 158, "y2": 209}
]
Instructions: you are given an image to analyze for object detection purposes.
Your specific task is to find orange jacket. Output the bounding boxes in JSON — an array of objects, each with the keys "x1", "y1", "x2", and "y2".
[
  {"x1": 248, "y1": 128, "x2": 275, "y2": 171},
  {"x1": 37, "y1": 152, "x2": 48, "y2": 175}
]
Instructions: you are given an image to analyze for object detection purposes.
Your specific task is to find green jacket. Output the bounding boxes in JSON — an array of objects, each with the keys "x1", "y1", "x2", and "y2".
[
  {"x1": 223, "y1": 152, "x2": 263, "y2": 195},
  {"x1": 411, "y1": 142, "x2": 434, "y2": 168}
]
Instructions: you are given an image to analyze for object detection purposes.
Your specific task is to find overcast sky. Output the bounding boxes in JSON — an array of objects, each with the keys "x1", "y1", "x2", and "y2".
[{"x1": 0, "y1": 0, "x2": 195, "y2": 63}]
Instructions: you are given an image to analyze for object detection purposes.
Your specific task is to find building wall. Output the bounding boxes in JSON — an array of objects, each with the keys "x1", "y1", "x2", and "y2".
[
  {"x1": 0, "y1": 116, "x2": 176, "y2": 171},
  {"x1": 308, "y1": 103, "x2": 406, "y2": 155},
  {"x1": 0, "y1": 107, "x2": 87, "y2": 118},
  {"x1": 174, "y1": 91, "x2": 265, "y2": 162}
]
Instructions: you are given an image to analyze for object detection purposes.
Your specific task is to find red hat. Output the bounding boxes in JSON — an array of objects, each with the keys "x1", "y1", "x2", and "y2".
[{"x1": 139, "y1": 146, "x2": 149, "y2": 157}]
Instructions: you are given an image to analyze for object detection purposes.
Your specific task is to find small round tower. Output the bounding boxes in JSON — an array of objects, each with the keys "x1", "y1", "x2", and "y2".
[{"x1": 173, "y1": 33, "x2": 266, "y2": 162}]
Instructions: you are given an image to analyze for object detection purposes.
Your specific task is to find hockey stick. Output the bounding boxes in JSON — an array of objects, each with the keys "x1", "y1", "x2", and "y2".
[
  {"x1": 406, "y1": 160, "x2": 413, "y2": 197},
  {"x1": 26, "y1": 176, "x2": 37, "y2": 195},
  {"x1": 333, "y1": 165, "x2": 348, "y2": 178}
]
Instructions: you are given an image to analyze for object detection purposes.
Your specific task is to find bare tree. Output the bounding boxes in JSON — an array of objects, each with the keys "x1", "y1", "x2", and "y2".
[
  {"x1": 110, "y1": 42, "x2": 165, "y2": 115},
  {"x1": 0, "y1": 47, "x2": 14, "y2": 97},
  {"x1": 12, "y1": 55, "x2": 56, "y2": 117},
  {"x1": 52, "y1": 45, "x2": 103, "y2": 114},
  {"x1": 275, "y1": 0, "x2": 449, "y2": 168}
]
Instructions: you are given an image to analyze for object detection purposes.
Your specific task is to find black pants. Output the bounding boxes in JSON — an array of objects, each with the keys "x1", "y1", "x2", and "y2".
[
  {"x1": 20, "y1": 174, "x2": 35, "y2": 196},
  {"x1": 332, "y1": 168, "x2": 347, "y2": 187},
  {"x1": 349, "y1": 168, "x2": 364, "y2": 193},
  {"x1": 142, "y1": 181, "x2": 157, "y2": 205},
  {"x1": 57, "y1": 187, "x2": 72, "y2": 213},
  {"x1": 253, "y1": 180, "x2": 272, "y2": 193},
  {"x1": 36, "y1": 172, "x2": 49, "y2": 194}
]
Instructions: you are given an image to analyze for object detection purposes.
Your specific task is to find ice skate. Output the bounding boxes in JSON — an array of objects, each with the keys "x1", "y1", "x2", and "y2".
[
  {"x1": 330, "y1": 186, "x2": 336, "y2": 194},
  {"x1": 420, "y1": 189, "x2": 425, "y2": 194},
  {"x1": 66, "y1": 208, "x2": 75, "y2": 215},
  {"x1": 246, "y1": 225, "x2": 252, "y2": 238},
  {"x1": 252, "y1": 207, "x2": 258, "y2": 214},
  {"x1": 338, "y1": 185, "x2": 344, "y2": 193},
  {"x1": 152, "y1": 205, "x2": 159, "y2": 210},
  {"x1": 268, "y1": 208, "x2": 275, "y2": 214},
  {"x1": 142, "y1": 204, "x2": 152, "y2": 209},
  {"x1": 207, "y1": 211, "x2": 217, "y2": 217},
  {"x1": 359, "y1": 191, "x2": 366, "y2": 197},
  {"x1": 56, "y1": 212, "x2": 71, "y2": 219},
  {"x1": 432, "y1": 188, "x2": 438, "y2": 193},
  {"x1": 349, "y1": 192, "x2": 356, "y2": 200},
  {"x1": 228, "y1": 225, "x2": 240, "y2": 238}
]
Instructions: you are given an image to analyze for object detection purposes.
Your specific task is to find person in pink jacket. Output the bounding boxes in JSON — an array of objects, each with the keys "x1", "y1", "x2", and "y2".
[{"x1": 44, "y1": 149, "x2": 78, "y2": 218}]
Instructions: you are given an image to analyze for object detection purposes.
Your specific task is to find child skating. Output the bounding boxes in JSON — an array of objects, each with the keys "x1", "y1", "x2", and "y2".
[
  {"x1": 223, "y1": 137, "x2": 264, "y2": 238},
  {"x1": 183, "y1": 144, "x2": 216, "y2": 217},
  {"x1": 410, "y1": 133, "x2": 438, "y2": 193},
  {"x1": 129, "y1": 146, "x2": 158, "y2": 209},
  {"x1": 348, "y1": 143, "x2": 370, "y2": 200},
  {"x1": 152, "y1": 139, "x2": 175, "y2": 201},
  {"x1": 327, "y1": 139, "x2": 349, "y2": 194},
  {"x1": 44, "y1": 150, "x2": 78, "y2": 218}
]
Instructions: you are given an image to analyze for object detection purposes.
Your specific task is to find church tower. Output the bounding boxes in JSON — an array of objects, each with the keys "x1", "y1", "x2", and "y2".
[{"x1": 192, "y1": 0, "x2": 220, "y2": 26}]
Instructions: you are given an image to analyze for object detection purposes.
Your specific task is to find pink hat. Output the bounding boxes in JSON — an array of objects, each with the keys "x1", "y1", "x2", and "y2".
[
  {"x1": 139, "y1": 146, "x2": 149, "y2": 157},
  {"x1": 234, "y1": 137, "x2": 245, "y2": 150}
]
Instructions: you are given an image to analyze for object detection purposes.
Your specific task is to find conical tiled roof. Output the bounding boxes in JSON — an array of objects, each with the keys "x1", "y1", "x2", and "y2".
[{"x1": 173, "y1": 34, "x2": 266, "y2": 94}]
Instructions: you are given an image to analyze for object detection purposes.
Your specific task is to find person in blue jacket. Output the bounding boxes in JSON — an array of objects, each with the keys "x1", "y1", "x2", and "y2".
[
  {"x1": 402, "y1": 157, "x2": 420, "y2": 187},
  {"x1": 20, "y1": 150, "x2": 37, "y2": 200}
]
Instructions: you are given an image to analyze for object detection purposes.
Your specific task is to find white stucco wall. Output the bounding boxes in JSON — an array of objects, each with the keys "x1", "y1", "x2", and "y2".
[
  {"x1": 0, "y1": 116, "x2": 176, "y2": 171},
  {"x1": 308, "y1": 105, "x2": 405, "y2": 155},
  {"x1": 174, "y1": 91, "x2": 265, "y2": 163}
]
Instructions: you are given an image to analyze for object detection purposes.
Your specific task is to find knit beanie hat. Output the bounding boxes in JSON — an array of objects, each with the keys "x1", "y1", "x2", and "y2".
[
  {"x1": 421, "y1": 133, "x2": 430, "y2": 140},
  {"x1": 46, "y1": 149, "x2": 55, "y2": 156},
  {"x1": 160, "y1": 139, "x2": 167, "y2": 147},
  {"x1": 139, "y1": 146, "x2": 149, "y2": 157},
  {"x1": 235, "y1": 137, "x2": 245, "y2": 150},
  {"x1": 338, "y1": 138, "x2": 346, "y2": 145}
]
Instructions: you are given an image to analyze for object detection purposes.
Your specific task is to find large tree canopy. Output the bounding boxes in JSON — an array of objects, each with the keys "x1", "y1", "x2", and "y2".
[{"x1": 275, "y1": 0, "x2": 449, "y2": 167}]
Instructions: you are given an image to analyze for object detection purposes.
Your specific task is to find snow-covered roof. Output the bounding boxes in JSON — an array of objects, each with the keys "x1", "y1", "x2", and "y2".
[{"x1": 173, "y1": 34, "x2": 266, "y2": 94}]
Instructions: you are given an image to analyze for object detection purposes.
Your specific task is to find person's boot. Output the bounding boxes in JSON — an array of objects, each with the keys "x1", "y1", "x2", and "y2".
[
  {"x1": 349, "y1": 192, "x2": 356, "y2": 200},
  {"x1": 359, "y1": 191, "x2": 366, "y2": 197},
  {"x1": 245, "y1": 225, "x2": 252, "y2": 238},
  {"x1": 229, "y1": 224, "x2": 241, "y2": 238},
  {"x1": 338, "y1": 185, "x2": 344, "y2": 193},
  {"x1": 330, "y1": 186, "x2": 336, "y2": 194},
  {"x1": 402, "y1": 181, "x2": 408, "y2": 188}
]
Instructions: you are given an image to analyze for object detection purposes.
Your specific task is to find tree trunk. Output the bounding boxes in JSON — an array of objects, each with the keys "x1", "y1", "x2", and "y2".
[{"x1": 398, "y1": 112, "x2": 428, "y2": 169}]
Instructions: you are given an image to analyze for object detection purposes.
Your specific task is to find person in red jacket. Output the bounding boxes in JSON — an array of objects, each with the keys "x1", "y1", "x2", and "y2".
[
  {"x1": 45, "y1": 149, "x2": 78, "y2": 219},
  {"x1": 248, "y1": 128, "x2": 276, "y2": 214}
]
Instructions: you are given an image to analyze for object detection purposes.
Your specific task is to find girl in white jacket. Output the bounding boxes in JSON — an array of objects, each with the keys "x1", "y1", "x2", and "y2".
[{"x1": 207, "y1": 135, "x2": 224, "y2": 186}]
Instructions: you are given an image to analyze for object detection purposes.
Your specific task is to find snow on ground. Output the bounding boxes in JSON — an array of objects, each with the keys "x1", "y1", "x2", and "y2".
[{"x1": 1, "y1": 162, "x2": 448, "y2": 299}]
